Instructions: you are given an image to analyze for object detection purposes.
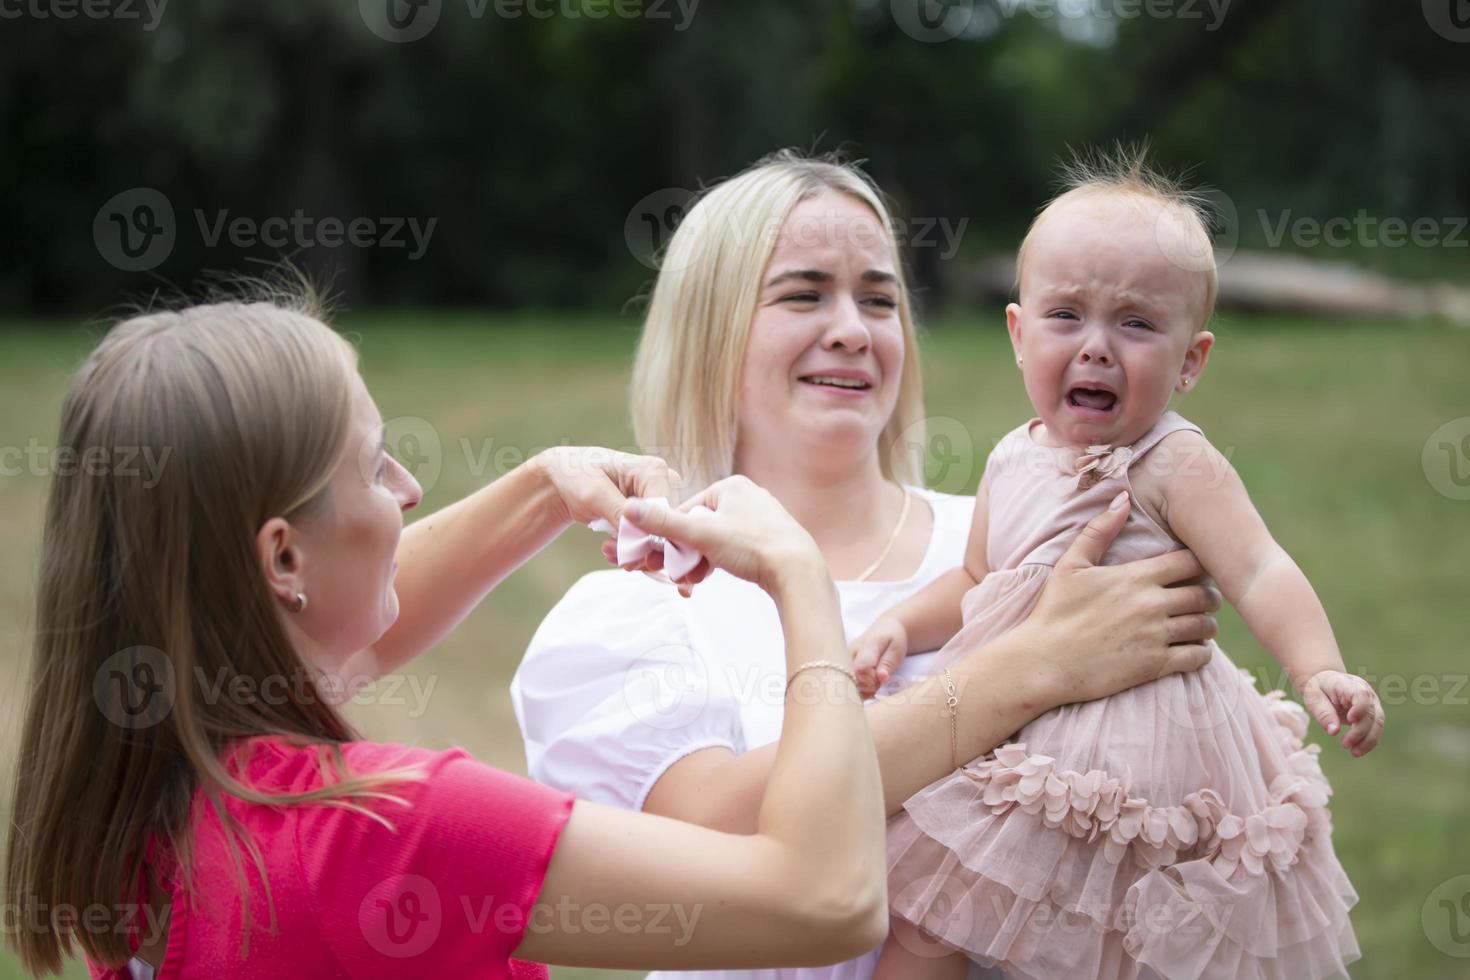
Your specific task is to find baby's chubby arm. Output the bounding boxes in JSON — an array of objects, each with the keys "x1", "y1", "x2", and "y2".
[
  {"x1": 850, "y1": 478, "x2": 991, "y2": 697},
  {"x1": 1141, "y1": 429, "x2": 1383, "y2": 756}
]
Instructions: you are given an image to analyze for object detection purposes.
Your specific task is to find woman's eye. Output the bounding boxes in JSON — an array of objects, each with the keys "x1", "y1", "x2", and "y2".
[
  {"x1": 864, "y1": 295, "x2": 898, "y2": 309},
  {"x1": 783, "y1": 291, "x2": 821, "y2": 303}
]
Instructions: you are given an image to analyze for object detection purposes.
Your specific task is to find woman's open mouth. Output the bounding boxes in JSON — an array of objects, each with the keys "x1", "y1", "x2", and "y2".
[
  {"x1": 1066, "y1": 385, "x2": 1119, "y2": 418},
  {"x1": 799, "y1": 373, "x2": 873, "y2": 396}
]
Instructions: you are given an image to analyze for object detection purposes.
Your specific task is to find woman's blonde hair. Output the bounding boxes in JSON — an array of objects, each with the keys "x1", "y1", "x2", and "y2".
[
  {"x1": 4, "y1": 284, "x2": 423, "y2": 974},
  {"x1": 631, "y1": 150, "x2": 926, "y2": 492}
]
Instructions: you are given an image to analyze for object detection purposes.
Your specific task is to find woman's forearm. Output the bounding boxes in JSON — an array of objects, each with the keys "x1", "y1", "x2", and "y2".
[
  {"x1": 356, "y1": 455, "x2": 568, "y2": 678},
  {"x1": 757, "y1": 560, "x2": 887, "y2": 902},
  {"x1": 648, "y1": 625, "x2": 1052, "y2": 832},
  {"x1": 866, "y1": 628, "x2": 1049, "y2": 812}
]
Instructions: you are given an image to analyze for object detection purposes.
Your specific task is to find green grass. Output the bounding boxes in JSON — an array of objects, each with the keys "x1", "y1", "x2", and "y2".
[{"x1": 1, "y1": 311, "x2": 1467, "y2": 978}]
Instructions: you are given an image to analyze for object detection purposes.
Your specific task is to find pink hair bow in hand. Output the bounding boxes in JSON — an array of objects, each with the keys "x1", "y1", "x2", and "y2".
[{"x1": 588, "y1": 503, "x2": 712, "y2": 581}]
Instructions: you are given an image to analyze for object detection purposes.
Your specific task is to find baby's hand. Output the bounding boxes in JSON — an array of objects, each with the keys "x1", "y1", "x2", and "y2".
[
  {"x1": 1300, "y1": 669, "x2": 1384, "y2": 757},
  {"x1": 849, "y1": 617, "x2": 908, "y2": 699}
]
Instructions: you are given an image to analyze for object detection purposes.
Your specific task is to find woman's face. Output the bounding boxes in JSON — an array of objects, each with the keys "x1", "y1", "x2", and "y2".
[
  {"x1": 280, "y1": 373, "x2": 422, "y2": 671},
  {"x1": 736, "y1": 190, "x2": 905, "y2": 475}
]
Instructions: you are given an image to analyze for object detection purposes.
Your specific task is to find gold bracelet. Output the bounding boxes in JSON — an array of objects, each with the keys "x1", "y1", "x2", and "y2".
[
  {"x1": 785, "y1": 660, "x2": 859, "y2": 696},
  {"x1": 941, "y1": 667, "x2": 960, "y2": 771}
]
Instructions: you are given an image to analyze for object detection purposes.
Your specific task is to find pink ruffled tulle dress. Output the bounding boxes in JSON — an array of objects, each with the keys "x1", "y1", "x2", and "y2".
[{"x1": 886, "y1": 412, "x2": 1360, "y2": 980}]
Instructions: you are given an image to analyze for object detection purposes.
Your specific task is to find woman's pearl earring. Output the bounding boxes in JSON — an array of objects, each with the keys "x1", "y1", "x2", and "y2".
[
  {"x1": 288, "y1": 592, "x2": 308, "y2": 613},
  {"x1": 1016, "y1": 355, "x2": 1024, "y2": 366}
]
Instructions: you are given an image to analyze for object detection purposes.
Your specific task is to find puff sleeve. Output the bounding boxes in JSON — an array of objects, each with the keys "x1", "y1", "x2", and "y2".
[{"x1": 511, "y1": 570, "x2": 747, "y2": 811}]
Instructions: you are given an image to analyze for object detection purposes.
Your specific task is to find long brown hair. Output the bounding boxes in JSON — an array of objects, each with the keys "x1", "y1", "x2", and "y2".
[{"x1": 4, "y1": 288, "x2": 423, "y2": 974}]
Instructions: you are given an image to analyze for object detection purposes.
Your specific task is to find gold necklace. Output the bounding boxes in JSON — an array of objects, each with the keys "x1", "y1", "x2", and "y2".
[{"x1": 853, "y1": 484, "x2": 912, "y2": 582}]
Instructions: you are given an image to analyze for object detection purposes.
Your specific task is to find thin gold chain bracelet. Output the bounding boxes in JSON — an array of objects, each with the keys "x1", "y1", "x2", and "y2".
[
  {"x1": 942, "y1": 667, "x2": 960, "y2": 771},
  {"x1": 785, "y1": 660, "x2": 859, "y2": 696}
]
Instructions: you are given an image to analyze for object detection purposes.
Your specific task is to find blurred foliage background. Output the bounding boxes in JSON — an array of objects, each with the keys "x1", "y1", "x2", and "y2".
[
  {"x1": 1, "y1": 0, "x2": 1467, "y2": 315},
  {"x1": 2, "y1": 1, "x2": 1469, "y2": 979}
]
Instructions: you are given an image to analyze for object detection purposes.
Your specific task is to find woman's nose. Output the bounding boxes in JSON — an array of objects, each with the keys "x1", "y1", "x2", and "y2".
[
  {"x1": 394, "y1": 460, "x2": 423, "y2": 511},
  {"x1": 822, "y1": 294, "x2": 872, "y2": 351}
]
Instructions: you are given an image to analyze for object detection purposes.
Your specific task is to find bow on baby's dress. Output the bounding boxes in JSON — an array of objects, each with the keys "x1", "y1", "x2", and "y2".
[
  {"x1": 588, "y1": 504, "x2": 712, "y2": 581},
  {"x1": 1070, "y1": 443, "x2": 1135, "y2": 491}
]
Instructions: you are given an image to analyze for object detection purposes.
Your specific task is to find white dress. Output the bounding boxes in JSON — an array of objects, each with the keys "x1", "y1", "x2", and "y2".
[{"x1": 512, "y1": 485, "x2": 999, "y2": 980}]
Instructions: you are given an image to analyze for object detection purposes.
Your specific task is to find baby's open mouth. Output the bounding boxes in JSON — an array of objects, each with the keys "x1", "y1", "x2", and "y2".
[{"x1": 1067, "y1": 386, "x2": 1118, "y2": 412}]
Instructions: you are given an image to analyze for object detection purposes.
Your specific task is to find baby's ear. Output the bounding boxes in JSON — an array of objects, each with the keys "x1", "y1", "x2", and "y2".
[
  {"x1": 1006, "y1": 303, "x2": 1024, "y2": 364},
  {"x1": 1178, "y1": 329, "x2": 1215, "y2": 392}
]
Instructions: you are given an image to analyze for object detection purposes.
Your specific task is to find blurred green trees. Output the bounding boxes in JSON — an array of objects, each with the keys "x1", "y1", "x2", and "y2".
[{"x1": 1, "y1": 0, "x2": 1465, "y2": 314}]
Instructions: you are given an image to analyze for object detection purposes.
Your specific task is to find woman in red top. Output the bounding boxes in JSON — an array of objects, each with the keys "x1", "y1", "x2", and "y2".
[{"x1": 4, "y1": 288, "x2": 1215, "y2": 977}]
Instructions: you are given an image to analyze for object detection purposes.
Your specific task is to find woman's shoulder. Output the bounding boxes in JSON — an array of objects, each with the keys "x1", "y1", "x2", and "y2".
[
  {"x1": 222, "y1": 736, "x2": 559, "y2": 803},
  {"x1": 907, "y1": 484, "x2": 977, "y2": 531}
]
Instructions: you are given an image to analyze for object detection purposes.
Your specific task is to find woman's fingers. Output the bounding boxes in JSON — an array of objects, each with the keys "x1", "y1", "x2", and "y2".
[
  {"x1": 1160, "y1": 643, "x2": 1213, "y2": 677},
  {"x1": 1134, "y1": 548, "x2": 1208, "y2": 586},
  {"x1": 1164, "y1": 613, "x2": 1218, "y2": 646},
  {"x1": 1161, "y1": 584, "x2": 1222, "y2": 617}
]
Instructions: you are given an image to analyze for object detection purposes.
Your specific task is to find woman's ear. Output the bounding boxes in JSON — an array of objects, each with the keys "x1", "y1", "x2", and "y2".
[
  {"x1": 1006, "y1": 303, "x2": 1024, "y2": 366},
  {"x1": 256, "y1": 516, "x2": 303, "y2": 606},
  {"x1": 1178, "y1": 330, "x2": 1216, "y2": 392}
]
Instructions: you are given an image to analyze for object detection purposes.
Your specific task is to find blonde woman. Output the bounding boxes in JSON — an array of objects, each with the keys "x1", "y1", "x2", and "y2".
[
  {"x1": 512, "y1": 152, "x2": 1223, "y2": 980},
  {"x1": 4, "y1": 294, "x2": 904, "y2": 977}
]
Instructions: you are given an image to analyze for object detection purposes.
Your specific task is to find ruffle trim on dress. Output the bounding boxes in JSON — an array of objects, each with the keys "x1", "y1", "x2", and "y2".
[
  {"x1": 886, "y1": 668, "x2": 1359, "y2": 977},
  {"x1": 957, "y1": 671, "x2": 1331, "y2": 880}
]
